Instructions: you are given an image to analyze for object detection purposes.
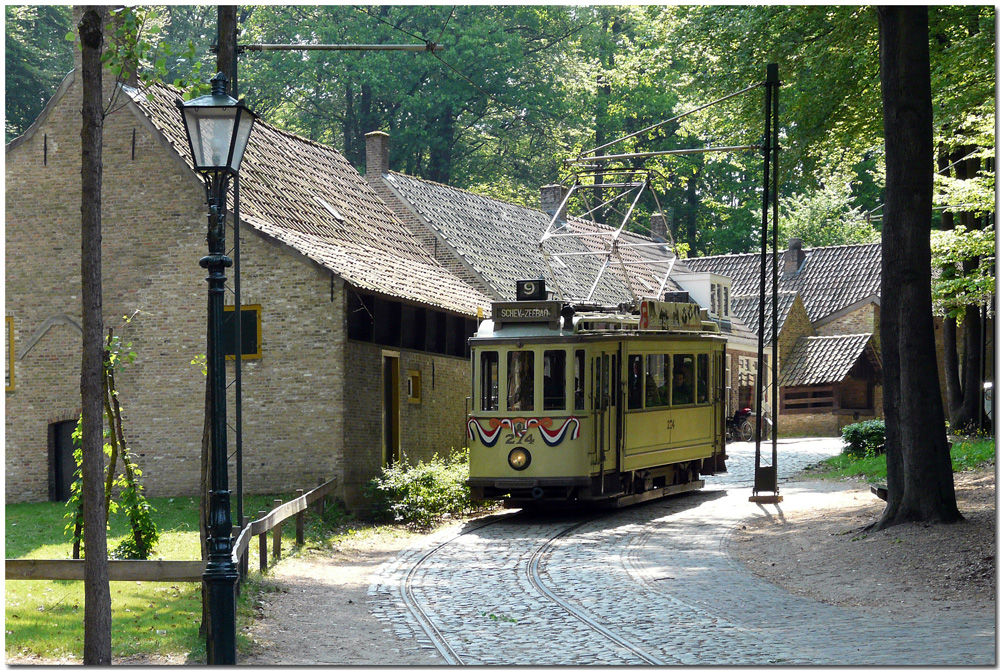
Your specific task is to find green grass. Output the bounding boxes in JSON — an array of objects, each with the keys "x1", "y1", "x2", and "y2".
[
  {"x1": 802, "y1": 436, "x2": 995, "y2": 484},
  {"x1": 5, "y1": 492, "x2": 336, "y2": 661}
]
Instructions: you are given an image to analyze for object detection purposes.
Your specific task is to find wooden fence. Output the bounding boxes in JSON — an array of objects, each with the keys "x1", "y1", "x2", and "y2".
[{"x1": 6, "y1": 477, "x2": 337, "y2": 583}]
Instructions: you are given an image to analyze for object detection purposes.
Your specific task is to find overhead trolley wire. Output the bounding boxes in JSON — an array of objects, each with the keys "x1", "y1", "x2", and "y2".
[{"x1": 575, "y1": 81, "x2": 765, "y2": 160}]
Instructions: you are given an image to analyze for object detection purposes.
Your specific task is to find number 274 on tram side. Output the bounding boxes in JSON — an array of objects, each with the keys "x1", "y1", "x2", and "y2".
[{"x1": 466, "y1": 295, "x2": 729, "y2": 508}]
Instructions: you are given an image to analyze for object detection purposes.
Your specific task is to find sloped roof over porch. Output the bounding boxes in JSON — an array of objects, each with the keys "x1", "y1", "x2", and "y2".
[{"x1": 779, "y1": 333, "x2": 881, "y2": 387}]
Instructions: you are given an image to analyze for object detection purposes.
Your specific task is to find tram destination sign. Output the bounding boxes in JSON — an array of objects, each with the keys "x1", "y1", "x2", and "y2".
[
  {"x1": 493, "y1": 300, "x2": 562, "y2": 328},
  {"x1": 639, "y1": 299, "x2": 702, "y2": 331}
]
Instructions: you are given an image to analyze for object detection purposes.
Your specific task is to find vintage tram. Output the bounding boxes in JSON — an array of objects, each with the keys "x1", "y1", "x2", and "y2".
[{"x1": 467, "y1": 281, "x2": 728, "y2": 508}]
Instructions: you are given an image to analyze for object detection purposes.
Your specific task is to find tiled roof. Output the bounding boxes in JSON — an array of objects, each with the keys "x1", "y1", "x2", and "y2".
[
  {"x1": 684, "y1": 243, "x2": 881, "y2": 324},
  {"x1": 779, "y1": 334, "x2": 877, "y2": 386},
  {"x1": 127, "y1": 83, "x2": 490, "y2": 316},
  {"x1": 383, "y1": 171, "x2": 684, "y2": 305},
  {"x1": 731, "y1": 291, "x2": 799, "y2": 344}
]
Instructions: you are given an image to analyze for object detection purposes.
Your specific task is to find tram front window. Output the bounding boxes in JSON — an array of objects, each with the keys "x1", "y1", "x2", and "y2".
[
  {"x1": 507, "y1": 351, "x2": 535, "y2": 411},
  {"x1": 480, "y1": 351, "x2": 499, "y2": 411},
  {"x1": 543, "y1": 350, "x2": 566, "y2": 411}
]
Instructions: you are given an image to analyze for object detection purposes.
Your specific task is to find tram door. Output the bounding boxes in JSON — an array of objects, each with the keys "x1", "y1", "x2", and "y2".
[
  {"x1": 714, "y1": 349, "x2": 726, "y2": 446},
  {"x1": 591, "y1": 350, "x2": 618, "y2": 480}
]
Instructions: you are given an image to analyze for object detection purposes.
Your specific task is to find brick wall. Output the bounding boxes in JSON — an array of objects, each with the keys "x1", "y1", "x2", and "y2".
[
  {"x1": 777, "y1": 296, "x2": 815, "y2": 373},
  {"x1": 341, "y1": 338, "x2": 472, "y2": 508}
]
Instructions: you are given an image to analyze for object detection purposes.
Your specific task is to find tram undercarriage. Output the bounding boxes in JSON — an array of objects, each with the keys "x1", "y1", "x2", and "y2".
[{"x1": 470, "y1": 457, "x2": 722, "y2": 509}]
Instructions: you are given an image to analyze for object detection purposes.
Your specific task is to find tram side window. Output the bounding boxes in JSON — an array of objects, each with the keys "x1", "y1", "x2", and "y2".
[
  {"x1": 543, "y1": 350, "x2": 567, "y2": 411},
  {"x1": 672, "y1": 354, "x2": 695, "y2": 405},
  {"x1": 627, "y1": 355, "x2": 643, "y2": 409},
  {"x1": 645, "y1": 354, "x2": 669, "y2": 407},
  {"x1": 480, "y1": 351, "x2": 499, "y2": 411},
  {"x1": 507, "y1": 351, "x2": 535, "y2": 411},
  {"x1": 697, "y1": 353, "x2": 710, "y2": 404},
  {"x1": 574, "y1": 350, "x2": 585, "y2": 411}
]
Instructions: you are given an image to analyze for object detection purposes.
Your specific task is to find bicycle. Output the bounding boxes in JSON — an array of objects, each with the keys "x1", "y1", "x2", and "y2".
[{"x1": 725, "y1": 407, "x2": 754, "y2": 443}]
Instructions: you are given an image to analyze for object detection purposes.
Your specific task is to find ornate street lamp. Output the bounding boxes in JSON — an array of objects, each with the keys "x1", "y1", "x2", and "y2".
[{"x1": 177, "y1": 72, "x2": 256, "y2": 665}]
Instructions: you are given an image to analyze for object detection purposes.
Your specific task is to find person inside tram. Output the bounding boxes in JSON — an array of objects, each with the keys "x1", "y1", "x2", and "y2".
[
  {"x1": 672, "y1": 368, "x2": 693, "y2": 405},
  {"x1": 628, "y1": 356, "x2": 643, "y2": 409}
]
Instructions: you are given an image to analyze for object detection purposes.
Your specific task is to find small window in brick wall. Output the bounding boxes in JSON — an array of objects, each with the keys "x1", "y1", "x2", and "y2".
[
  {"x1": 223, "y1": 305, "x2": 262, "y2": 359},
  {"x1": 406, "y1": 370, "x2": 422, "y2": 403}
]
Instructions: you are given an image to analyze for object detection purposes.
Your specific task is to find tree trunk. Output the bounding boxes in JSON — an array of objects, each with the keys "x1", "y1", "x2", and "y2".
[
  {"x1": 79, "y1": 6, "x2": 113, "y2": 664},
  {"x1": 216, "y1": 6, "x2": 238, "y2": 95},
  {"x1": 875, "y1": 5, "x2": 961, "y2": 529}
]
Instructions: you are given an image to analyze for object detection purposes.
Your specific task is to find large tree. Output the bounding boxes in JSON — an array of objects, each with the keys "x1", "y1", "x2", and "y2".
[
  {"x1": 876, "y1": 5, "x2": 961, "y2": 529},
  {"x1": 78, "y1": 6, "x2": 113, "y2": 664}
]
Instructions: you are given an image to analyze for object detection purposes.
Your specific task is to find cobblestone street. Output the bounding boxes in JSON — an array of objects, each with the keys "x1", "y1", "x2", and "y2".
[{"x1": 369, "y1": 438, "x2": 996, "y2": 665}]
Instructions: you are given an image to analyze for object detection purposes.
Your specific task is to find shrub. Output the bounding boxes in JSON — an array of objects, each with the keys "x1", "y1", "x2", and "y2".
[
  {"x1": 841, "y1": 419, "x2": 886, "y2": 457},
  {"x1": 365, "y1": 449, "x2": 490, "y2": 527}
]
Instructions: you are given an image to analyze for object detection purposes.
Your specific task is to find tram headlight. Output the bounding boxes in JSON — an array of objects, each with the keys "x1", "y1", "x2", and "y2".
[{"x1": 508, "y1": 447, "x2": 531, "y2": 471}]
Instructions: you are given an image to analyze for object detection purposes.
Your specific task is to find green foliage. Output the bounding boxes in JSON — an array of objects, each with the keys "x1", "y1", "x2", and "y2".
[
  {"x1": 365, "y1": 450, "x2": 492, "y2": 527},
  {"x1": 808, "y1": 435, "x2": 993, "y2": 484},
  {"x1": 5, "y1": 5, "x2": 74, "y2": 141},
  {"x1": 840, "y1": 419, "x2": 886, "y2": 457},
  {"x1": 950, "y1": 437, "x2": 995, "y2": 471},
  {"x1": 930, "y1": 224, "x2": 996, "y2": 318},
  {"x1": 62, "y1": 329, "x2": 159, "y2": 559},
  {"x1": 6, "y1": 497, "x2": 204, "y2": 660},
  {"x1": 779, "y1": 163, "x2": 882, "y2": 248}
]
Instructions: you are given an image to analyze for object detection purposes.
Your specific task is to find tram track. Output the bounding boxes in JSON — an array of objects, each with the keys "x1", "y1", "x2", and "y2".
[
  {"x1": 526, "y1": 518, "x2": 671, "y2": 665},
  {"x1": 399, "y1": 515, "x2": 510, "y2": 665},
  {"x1": 398, "y1": 509, "x2": 674, "y2": 665}
]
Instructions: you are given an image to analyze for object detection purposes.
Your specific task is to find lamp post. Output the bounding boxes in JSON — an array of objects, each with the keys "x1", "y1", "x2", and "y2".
[{"x1": 177, "y1": 72, "x2": 256, "y2": 665}]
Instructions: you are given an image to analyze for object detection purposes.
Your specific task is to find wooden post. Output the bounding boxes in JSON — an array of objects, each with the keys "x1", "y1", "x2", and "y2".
[
  {"x1": 295, "y1": 489, "x2": 305, "y2": 545},
  {"x1": 272, "y1": 499, "x2": 282, "y2": 560},
  {"x1": 258, "y1": 510, "x2": 267, "y2": 573}
]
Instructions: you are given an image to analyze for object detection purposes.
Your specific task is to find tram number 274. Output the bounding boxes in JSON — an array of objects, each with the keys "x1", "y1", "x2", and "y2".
[{"x1": 505, "y1": 433, "x2": 536, "y2": 445}]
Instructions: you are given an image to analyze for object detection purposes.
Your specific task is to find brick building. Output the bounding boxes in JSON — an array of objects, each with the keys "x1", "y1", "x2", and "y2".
[
  {"x1": 6, "y1": 67, "x2": 489, "y2": 507},
  {"x1": 686, "y1": 240, "x2": 884, "y2": 434}
]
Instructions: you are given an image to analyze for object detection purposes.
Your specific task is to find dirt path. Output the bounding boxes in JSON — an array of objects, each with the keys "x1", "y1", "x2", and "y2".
[
  {"x1": 242, "y1": 529, "x2": 445, "y2": 666},
  {"x1": 731, "y1": 467, "x2": 995, "y2": 618}
]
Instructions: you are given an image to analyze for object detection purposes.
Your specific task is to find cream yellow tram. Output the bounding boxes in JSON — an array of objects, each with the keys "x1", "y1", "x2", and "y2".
[{"x1": 467, "y1": 287, "x2": 728, "y2": 508}]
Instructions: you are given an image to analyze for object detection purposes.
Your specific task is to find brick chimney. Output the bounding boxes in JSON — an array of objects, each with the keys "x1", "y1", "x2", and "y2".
[
  {"x1": 365, "y1": 131, "x2": 390, "y2": 181},
  {"x1": 540, "y1": 184, "x2": 569, "y2": 229},
  {"x1": 650, "y1": 212, "x2": 669, "y2": 242},
  {"x1": 783, "y1": 237, "x2": 806, "y2": 273}
]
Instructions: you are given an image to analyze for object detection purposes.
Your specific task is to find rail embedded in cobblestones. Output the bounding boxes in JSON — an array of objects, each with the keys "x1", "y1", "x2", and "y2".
[{"x1": 527, "y1": 519, "x2": 669, "y2": 665}]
